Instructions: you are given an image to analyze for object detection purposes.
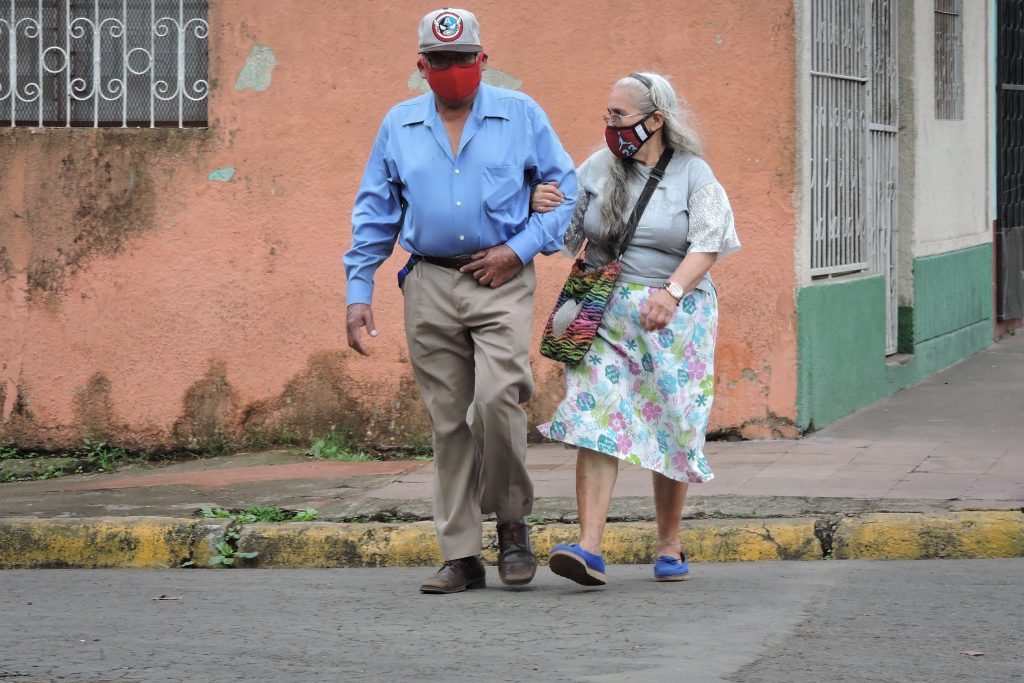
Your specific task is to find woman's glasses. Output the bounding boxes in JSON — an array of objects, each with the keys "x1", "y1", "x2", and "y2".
[{"x1": 604, "y1": 111, "x2": 653, "y2": 126}]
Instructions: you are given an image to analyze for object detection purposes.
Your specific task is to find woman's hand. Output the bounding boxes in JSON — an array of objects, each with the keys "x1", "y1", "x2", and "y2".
[
  {"x1": 639, "y1": 288, "x2": 680, "y2": 331},
  {"x1": 531, "y1": 181, "x2": 564, "y2": 213}
]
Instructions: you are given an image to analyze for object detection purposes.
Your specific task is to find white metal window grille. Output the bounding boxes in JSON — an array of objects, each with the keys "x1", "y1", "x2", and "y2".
[
  {"x1": 935, "y1": 0, "x2": 964, "y2": 120},
  {"x1": 0, "y1": 0, "x2": 208, "y2": 128},
  {"x1": 811, "y1": 0, "x2": 900, "y2": 353},
  {"x1": 811, "y1": 0, "x2": 870, "y2": 276}
]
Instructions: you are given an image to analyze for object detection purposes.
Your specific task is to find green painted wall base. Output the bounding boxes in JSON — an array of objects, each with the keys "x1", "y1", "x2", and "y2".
[{"x1": 797, "y1": 244, "x2": 994, "y2": 430}]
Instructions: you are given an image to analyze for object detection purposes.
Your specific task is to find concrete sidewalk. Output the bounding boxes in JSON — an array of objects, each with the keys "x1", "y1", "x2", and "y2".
[{"x1": 0, "y1": 335, "x2": 1022, "y2": 567}]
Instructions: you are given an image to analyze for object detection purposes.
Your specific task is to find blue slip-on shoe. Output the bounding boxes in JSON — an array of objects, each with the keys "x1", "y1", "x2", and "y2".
[
  {"x1": 654, "y1": 552, "x2": 690, "y2": 582},
  {"x1": 549, "y1": 543, "x2": 607, "y2": 586}
]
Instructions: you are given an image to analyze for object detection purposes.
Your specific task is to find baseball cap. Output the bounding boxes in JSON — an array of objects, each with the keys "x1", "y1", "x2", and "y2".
[{"x1": 418, "y1": 8, "x2": 482, "y2": 54}]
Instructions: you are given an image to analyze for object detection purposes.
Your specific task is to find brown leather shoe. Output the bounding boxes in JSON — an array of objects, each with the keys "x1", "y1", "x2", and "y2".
[
  {"x1": 496, "y1": 520, "x2": 537, "y2": 585},
  {"x1": 419, "y1": 556, "x2": 486, "y2": 594}
]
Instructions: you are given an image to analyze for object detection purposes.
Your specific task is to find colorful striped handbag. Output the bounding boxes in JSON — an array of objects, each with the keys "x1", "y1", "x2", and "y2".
[{"x1": 540, "y1": 148, "x2": 674, "y2": 364}]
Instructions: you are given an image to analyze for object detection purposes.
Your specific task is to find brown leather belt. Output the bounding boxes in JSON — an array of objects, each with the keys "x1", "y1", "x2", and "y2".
[{"x1": 422, "y1": 254, "x2": 476, "y2": 270}]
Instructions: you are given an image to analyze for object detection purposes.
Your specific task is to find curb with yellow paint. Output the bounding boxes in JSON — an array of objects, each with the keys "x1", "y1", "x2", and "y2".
[{"x1": 0, "y1": 512, "x2": 1020, "y2": 569}]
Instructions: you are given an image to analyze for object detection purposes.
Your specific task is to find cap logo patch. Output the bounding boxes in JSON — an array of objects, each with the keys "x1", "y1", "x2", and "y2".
[{"x1": 432, "y1": 12, "x2": 463, "y2": 42}]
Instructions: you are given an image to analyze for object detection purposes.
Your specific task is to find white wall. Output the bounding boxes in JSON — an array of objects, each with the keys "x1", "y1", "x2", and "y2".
[
  {"x1": 797, "y1": 0, "x2": 992, "y2": 297},
  {"x1": 906, "y1": 0, "x2": 992, "y2": 259}
]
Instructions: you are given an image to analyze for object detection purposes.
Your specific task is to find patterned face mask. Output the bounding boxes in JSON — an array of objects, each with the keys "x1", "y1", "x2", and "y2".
[{"x1": 604, "y1": 116, "x2": 654, "y2": 159}]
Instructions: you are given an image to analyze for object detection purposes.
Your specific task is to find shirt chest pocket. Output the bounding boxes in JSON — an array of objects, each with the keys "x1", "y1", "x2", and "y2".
[{"x1": 482, "y1": 165, "x2": 524, "y2": 217}]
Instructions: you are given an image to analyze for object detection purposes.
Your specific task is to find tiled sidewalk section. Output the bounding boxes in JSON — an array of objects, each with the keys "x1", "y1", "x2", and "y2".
[{"x1": 374, "y1": 334, "x2": 1024, "y2": 507}]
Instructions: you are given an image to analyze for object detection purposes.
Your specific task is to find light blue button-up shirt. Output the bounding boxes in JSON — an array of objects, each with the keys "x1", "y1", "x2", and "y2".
[{"x1": 344, "y1": 84, "x2": 578, "y2": 306}]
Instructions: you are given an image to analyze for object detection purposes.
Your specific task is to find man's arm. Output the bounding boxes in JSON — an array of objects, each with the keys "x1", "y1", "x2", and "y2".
[
  {"x1": 343, "y1": 120, "x2": 403, "y2": 355},
  {"x1": 504, "y1": 104, "x2": 578, "y2": 263}
]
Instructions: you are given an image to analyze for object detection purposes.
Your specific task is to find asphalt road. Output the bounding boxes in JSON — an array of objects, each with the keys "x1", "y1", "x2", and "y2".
[{"x1": 1, "y1": 560, "x2": 1021, "y2": 683}]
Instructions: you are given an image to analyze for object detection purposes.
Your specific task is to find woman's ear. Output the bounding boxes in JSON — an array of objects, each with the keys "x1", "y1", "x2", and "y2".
[{"x1": 649, "y1": 110, "x2": 665, "y2": 132}]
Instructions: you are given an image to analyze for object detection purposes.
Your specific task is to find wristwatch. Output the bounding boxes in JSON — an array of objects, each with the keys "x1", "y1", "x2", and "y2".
[{"x1": 664, "y1": 281, "x2": 685, "y2": 302}]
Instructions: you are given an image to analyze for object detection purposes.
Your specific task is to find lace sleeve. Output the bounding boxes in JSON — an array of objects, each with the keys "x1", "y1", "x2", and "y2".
[
  {"x1": 687, "y1": 182, "x2": 740, "y2": 260},
  {"x1": 561, "y1": 190, "x2": 591, "y2": 257}
]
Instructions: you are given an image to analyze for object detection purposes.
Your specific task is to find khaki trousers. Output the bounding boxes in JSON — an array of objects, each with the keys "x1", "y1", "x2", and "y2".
[{"x1": 403, "y1": 260, "x2": 536, "y2": 560}]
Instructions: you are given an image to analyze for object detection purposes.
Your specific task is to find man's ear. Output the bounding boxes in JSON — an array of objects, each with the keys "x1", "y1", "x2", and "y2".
[
  {"x1": 481, "y1": 52, "x2": 488, "y2": 71},
  {"x1": 417, "y1": 57, "x2": 428, "y2": 77}
]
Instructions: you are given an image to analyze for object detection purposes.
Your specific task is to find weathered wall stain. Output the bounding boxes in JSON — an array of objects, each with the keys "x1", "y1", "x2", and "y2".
[
  {"x1": 0, "y1": 246, "x2": 13, "y2": 281},
  {"x1": 235, "y1": 44, "x2": 277, "y2": 92},
  {"x1": 172, "y1": 360, "x2": 241, "y2": 452},
  {"x1": 19, "y1": 130, "x2": 209, "y2": 296},
  {"x1": 72, "y1": 373, "x2": 117, "y2": 441},
  {"x1": 0, "y1": 385, "x2": 39, "y2": 449},
  {"x1": 240, "y1": 351, "x2": 430, "y2": 448}
]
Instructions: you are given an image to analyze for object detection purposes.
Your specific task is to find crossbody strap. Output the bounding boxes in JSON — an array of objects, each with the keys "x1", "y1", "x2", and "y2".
[{"x1": 614, "y1": 147, "x2": 674, "y2": 259}]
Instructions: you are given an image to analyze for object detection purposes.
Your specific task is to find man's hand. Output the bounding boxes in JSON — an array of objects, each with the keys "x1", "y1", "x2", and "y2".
[
  {"x1": 639, "y1": 289, "x2": 679, "y2": 332},
  {"x1": 346, "y1": 303, "x2": 378, "y2": 356},
  {"x1": 530, "y1": 181, "x2": 564, "y2": 213},
  {"x1": 460, "y1": 244, "x2": 523, "y2": 288}
]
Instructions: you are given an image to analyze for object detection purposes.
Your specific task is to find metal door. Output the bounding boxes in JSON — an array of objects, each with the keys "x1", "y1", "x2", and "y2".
[{"x1": 997, "y1": 0, "x2": 1024, "y2": 320}]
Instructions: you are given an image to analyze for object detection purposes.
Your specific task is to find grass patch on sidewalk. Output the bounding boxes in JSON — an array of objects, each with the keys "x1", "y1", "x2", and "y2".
[
  {"x1": 1, "y1": 425, "x2": 435, "y2": 485},
  {"x1": 0, "y1": 439, "x2": 137, "y2": 483},
  {"x1": 306, "y1": 428, "x2": 376, "y2": 462}
]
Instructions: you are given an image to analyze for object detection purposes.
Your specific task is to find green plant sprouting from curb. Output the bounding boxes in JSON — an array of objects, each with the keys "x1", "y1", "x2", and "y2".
[
  {"x1": 208, "y1": 525, "x2": 259, "y2": 567},
  {"x1": 195, "y1": 506, "x2": 319, "y2": 568}
]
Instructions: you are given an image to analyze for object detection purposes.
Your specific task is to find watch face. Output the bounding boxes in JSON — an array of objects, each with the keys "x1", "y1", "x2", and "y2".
[{"x1": 667, "y1": 282, "x2": 684, "y2": 299}]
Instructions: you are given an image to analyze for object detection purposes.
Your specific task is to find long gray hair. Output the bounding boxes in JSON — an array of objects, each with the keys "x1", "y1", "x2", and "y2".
[{"x1": 593, "y1": 72, "x2": 702, "y2": 264}]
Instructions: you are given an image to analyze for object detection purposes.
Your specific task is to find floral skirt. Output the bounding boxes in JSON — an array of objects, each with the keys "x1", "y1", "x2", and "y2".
[{"x1": 538, "y1": 284, "x2": 718, "y2": 483}]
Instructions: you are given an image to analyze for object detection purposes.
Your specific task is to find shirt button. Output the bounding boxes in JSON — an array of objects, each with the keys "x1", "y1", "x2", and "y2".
[
  {"x1": 454, "y1": 169, "x2": 461, "y2": 174},
  {"x1": 459, "y1": 235, "x2": 465, "y2": 240},
  {"x1": 456, "y1": 201, "x2": 462, "y2": 207}
]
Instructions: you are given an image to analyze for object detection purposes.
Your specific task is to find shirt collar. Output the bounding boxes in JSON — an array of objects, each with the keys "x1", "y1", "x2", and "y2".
[{"x1": 399, "y1": 84, "x2": 510, "y2": 126}]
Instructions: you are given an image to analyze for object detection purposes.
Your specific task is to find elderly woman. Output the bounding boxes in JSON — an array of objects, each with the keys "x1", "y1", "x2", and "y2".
[{"x1": 533, "y1": 72, "x2": 740, "y2": 586}]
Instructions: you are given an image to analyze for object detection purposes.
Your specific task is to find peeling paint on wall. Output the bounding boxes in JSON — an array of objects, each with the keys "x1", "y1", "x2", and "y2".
[
  {"x1": 208, "y1": 166, "x2": 236, "y2": 182},
  {"x1": 235, "y1": 44, "x2": 277, "y2": 92},
  {"x1": 407, "y1": 66, "x2": 523, "y2": 93}
]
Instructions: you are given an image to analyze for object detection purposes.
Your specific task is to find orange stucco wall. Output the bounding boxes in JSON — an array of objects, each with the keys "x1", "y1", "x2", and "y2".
[{"x1": 0, "y1": 1, "x2": 798, "y2": 452}]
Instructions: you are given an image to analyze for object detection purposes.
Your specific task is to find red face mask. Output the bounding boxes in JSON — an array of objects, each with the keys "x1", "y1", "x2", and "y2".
[{"x1": 419, "y1": 53, "x2": 484, "y2": 102}]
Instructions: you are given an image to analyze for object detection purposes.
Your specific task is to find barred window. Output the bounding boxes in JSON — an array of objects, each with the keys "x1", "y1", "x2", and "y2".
[
  {"x1": 0, "y1": 0, "x2": 208, "y2": 128},
  {"x1": 811, "y1": 0, "x2": 900, "y2": 353},
  {"x1": 935, "y1": 0, "x2": 964, "y2": 119}
]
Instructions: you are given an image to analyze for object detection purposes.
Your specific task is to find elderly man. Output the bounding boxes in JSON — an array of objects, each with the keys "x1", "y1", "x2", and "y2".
[{"x1": 344, "y1": 8, "x2": 577, "y2": 593}]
